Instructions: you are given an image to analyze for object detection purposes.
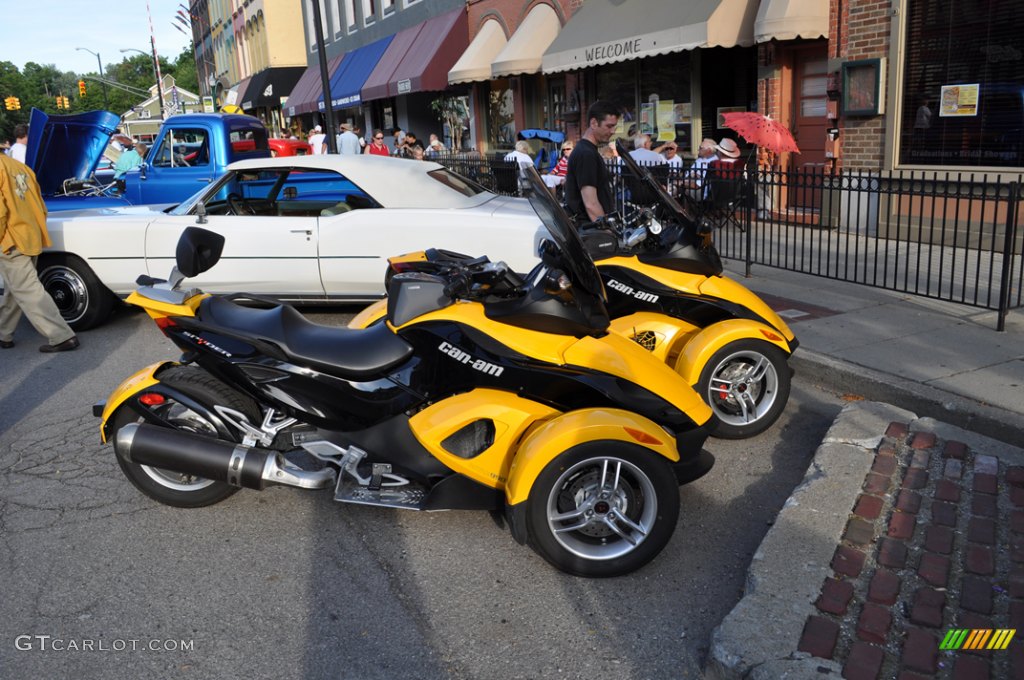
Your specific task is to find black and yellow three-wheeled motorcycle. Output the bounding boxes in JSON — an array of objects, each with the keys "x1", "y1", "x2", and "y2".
[{"x1": 96, "y1": 166, "x2": 714, "y2": 577}]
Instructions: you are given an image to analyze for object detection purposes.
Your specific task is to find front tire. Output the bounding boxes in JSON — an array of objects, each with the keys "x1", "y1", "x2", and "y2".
[
  {"x1": 696, "y1": 339, "x2": 791, "y2": 440},
  {"x1": 524, "y1": 442, "x2": 680, "y2": 577},
  {"x1": 38, "y1": 254, "x2": 115, "y2": 331},
  {"x1": 112, "y1": 366, "x2": 260, "y2": 508}
]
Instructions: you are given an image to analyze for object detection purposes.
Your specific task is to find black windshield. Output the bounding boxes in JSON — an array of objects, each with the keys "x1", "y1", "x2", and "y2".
[{"x1": 522, "y1": 165, "x2": 606, "y2": 299}]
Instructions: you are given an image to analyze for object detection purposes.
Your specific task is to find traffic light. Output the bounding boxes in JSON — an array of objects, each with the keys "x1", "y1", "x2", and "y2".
[
  {"x1": 56, "y1": 96, "x2": 64, "y2": 109},
  {"x1": 3, "y1": 96, "x2": 19, "y2": 110},
  {"x1": 62, "y1": 95, "x2": 70, "y2": 109},
  {"x1": 78, "y1": 80, "x2": 86, "y2": 97}
]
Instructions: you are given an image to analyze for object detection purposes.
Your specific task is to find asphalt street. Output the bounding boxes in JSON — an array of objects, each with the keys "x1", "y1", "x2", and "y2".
[{"x1": 0, "y1": 304, "x2": 846, "y2": 679}]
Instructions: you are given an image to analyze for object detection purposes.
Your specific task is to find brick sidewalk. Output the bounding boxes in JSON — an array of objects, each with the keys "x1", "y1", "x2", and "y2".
[{"x1": 795, "y1": 422, "x2": 1023, "y2": 679}]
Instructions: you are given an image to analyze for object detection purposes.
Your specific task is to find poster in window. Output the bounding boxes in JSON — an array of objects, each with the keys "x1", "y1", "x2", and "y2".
[
  {"x1": 841, "y1": 58, "x2": 885, "y2": 116},
  {"x1": 938, "y1": 83, "x2": 979, "y2": 117},
  {"x1": 639, "y1": 103, "x2": 654, "y2": 135},
  {"x1": 656, "y1": 100, "x2": 676, "y2": 141}
]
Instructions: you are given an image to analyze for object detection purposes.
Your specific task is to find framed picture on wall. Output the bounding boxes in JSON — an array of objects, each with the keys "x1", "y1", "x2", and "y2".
[{"x1": 842, "y1": 58, "x2": 886, "y2": 116}]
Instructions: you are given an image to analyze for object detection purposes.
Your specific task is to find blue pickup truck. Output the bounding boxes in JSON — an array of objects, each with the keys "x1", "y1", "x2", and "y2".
[{"x1": 26, "y1": 108, "x2": 272, "y2": 211}]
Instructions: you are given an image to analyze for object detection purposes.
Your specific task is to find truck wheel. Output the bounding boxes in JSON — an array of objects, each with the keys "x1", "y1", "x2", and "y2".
[
  {"x1": 112, "y1": 366, "x2": 259, "y2": 508},
  {"x1": 524, "y1": 441, "x2": 679, "y2": 577},
  {"x1": 37, "y1": 254, "x2": 115, "y2": 331},
  {"x1": 696, "y1": 339, "x2": 791, "y2": 440}
]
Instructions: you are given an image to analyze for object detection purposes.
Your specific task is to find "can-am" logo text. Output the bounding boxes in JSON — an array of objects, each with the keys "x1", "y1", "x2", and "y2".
[
  {"x1": 607, "y1": 279, "x2": 660, "y2": 303},
  {"x1": 438, "y1": 341, "x2": 505, "y2": 377}
]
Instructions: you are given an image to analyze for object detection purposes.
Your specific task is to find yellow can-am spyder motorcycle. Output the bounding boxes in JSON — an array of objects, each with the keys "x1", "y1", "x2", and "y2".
[
  {"x1": 354, "y1": 144, "x2": 797, "y2": 439},
  {"x1": 96, "y1": 166, "x2": 714, "y2": 578}
]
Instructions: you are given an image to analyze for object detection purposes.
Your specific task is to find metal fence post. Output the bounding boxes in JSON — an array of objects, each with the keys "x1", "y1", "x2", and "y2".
[
  {"x1": 744, "y1": 173, "x2": 754, "y2": 277},
  {"x1": 997, "y1": 181, "x2": 1020, "y2": 331}
]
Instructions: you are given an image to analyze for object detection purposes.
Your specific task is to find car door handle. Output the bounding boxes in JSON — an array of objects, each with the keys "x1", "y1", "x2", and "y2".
[
  {"x1": 290, "y1": 229, "x2": 312, "y2": 235},
  {"x1": 196, "y1": 178, "x2": 212, "y2": 182}
]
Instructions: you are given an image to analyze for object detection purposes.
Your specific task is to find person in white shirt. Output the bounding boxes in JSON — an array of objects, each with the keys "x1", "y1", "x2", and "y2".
[
  {"x1": 504, "y1": 140, "x2": 533, "y2": 167},
  {"x1": 628, "y1": 134, "x2": 665, "y2": 166},
  {"x1": 308, "y1": 125, "x2": 327, "y2": 155},
  {"x1": 659, "y1": 141, "x2": 684, "y2": 168},
  {"x1": 337, "y1": 123, "x2": 361, "y2": 155},
  {"x1": 682, "y1": 138, "x2": 719, "y2": 200},
  {"x1": 10, "y1": 124, "x2": 28, "y2": 164}
]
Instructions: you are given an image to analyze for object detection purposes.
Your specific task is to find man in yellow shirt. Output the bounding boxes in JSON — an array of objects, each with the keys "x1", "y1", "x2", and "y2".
[{"x1": 0, "y1": 154, "x2": 79, "y2": 352}]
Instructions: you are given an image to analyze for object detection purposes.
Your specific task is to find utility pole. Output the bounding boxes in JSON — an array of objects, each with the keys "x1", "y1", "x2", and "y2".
[{"x1": 311, "y1": 0, "x2": 336, "y2": 153}]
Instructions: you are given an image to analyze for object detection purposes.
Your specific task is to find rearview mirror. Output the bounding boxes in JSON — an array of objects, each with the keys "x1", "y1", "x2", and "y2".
[
  {"x1": 139, "y1": 161, "x2": 147, "y2": 180},
  {"x1": 176, "y1": 227, "x2": 225, "y2": 278}
]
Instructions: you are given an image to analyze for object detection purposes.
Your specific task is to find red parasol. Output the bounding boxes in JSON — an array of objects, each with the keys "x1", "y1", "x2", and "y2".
[{"x1": 721, "y1": 111, "x2": 800, "y2": 155}]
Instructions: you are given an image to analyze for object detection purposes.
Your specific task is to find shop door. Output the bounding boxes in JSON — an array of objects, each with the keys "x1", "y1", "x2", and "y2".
[{"x1": 790, "y1": 47, "x2": 828, "y2": 211}]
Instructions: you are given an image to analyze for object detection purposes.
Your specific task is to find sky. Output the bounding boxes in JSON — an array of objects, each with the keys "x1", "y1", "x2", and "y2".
[{"x1": 2, "y1": 0, "x2": 193, "y2": 75}]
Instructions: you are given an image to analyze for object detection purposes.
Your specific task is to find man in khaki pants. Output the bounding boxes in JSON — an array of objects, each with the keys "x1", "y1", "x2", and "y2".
[{"x1": 0, "y1": 154, "x2": 79, "y2": 352}]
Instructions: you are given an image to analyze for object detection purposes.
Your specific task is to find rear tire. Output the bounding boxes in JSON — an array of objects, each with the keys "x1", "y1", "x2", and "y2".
[
  {"x1": 696, "y1": 339, "x2": 791, "y2": 439},
  {"x1": 37, "y1": 254, "x2": 115, "y2": 331},
  {"x1": 113, "y1": 366, "x2": 260, "y2": 508},
  {"x1": 523, "y1": 442, "x2": 679, "y2": 577}
]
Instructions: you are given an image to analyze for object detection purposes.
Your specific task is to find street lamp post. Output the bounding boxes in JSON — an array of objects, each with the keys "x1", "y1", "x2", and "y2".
[
  {"x1": 120, "y1": 47, "x2": 165, "y2": 119},
  {"x1": 75, "y1": 47, "x2": 109, "y2": 109}
]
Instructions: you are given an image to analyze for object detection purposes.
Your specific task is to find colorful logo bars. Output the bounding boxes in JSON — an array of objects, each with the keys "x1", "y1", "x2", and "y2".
[{"x1": 940, "y1": 629, "x2": 1016, "y2": 651}]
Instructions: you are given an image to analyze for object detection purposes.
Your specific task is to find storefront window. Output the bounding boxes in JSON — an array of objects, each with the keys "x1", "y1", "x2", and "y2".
[
  {"x1": 595, "y1": 52, "x2": 692, "y2": 146},
  {"x1": 899, "y1": 0, "x2": 1024, "y2": 167}
]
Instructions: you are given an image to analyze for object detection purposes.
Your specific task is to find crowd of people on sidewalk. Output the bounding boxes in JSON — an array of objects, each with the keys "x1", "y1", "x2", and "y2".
[{"x1": 297, "y1": 123, "x2": 450, "y2": 160}]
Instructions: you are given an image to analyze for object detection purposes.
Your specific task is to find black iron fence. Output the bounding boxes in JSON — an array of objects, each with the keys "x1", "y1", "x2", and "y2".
[{"x1": 433, "y1": 154, "x2": 1024, "y2": 330}]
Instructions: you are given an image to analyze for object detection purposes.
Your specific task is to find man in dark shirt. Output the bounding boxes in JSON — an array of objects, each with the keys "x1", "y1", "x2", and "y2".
[{"x1": 565, "y1": 100, "x2": 621, "y2": 224}]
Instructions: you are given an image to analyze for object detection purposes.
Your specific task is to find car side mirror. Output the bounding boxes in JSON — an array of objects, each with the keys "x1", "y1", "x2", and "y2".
[
  {"x1": 139, "y1": 161, "x2": 148, "y2": 180},
  {"x1": 176, "y1": 226, "x2": 225, "y2": 278}
]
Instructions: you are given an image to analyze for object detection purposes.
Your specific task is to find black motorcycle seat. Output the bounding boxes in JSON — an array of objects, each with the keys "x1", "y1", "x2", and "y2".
[{"x1": 199, "y1": 296, "x2": 414, "y2": 379}]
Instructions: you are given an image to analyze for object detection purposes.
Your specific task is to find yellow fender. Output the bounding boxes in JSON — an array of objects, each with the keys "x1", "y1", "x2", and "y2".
[
  {"x1": 348, "y1": 299, "x2": 388, "y2": 329},
  {"x1": 409, "y1": 389, "x2": 559, "y2": 489},
  {"x1": 504, "y1": 408, "x2": 679, "y2": 505},
  {"x1": 673, "y1": 318, "x2": 793, "y2": 386},
  {"x1": 98, "y1": 361, "x2": 179, "y2": 442}
]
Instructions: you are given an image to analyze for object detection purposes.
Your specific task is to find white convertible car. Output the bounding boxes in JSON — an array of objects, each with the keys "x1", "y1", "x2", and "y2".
[{"x1": 41, "y1": 155, "x2": 544, "y2": 330}]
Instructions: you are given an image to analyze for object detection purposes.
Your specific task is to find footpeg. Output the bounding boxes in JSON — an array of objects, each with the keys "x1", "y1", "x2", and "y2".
[
  {"x1": 368, "y1": 463, "x2": 391, "y2": 491},
  {"x1": 334, "y1": 476, "x2": 426, "y2": 510}
]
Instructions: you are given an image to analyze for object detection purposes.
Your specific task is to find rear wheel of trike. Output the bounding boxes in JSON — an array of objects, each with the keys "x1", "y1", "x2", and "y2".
[
  {"x1": 112, "y1": 366, "x2": 259, "y2": 508},
  {"x1": 696, "y1": 339, "x2": 791, "y2": 440},
  {"x1": 524, "y1": 442, "x2": 680, "y2": 578}
]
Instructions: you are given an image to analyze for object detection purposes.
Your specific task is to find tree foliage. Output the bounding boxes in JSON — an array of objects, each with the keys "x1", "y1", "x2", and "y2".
[{"x1": 1, "y1": 46, "x2": 201, "y2": 143}]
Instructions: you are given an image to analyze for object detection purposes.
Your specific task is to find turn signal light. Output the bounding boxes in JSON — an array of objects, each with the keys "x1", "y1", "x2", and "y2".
[
  {"x1": 760, "y1": 329, "x2": 783, "y2": 342},
  {"x1": 623, "y1": 427, "x2": 663, "y2": 446},
  {"x1": 139, "y1": 393, "x2": 166, "y2": 406}
]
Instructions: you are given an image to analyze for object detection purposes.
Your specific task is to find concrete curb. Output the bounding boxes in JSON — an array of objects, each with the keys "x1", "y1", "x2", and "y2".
[
  {"x1": 705, "y1": 401, "x2": 915, "y2": 680},
  {"x1": 791, "y1": 349, "x2": 1024, "y2": 450}
]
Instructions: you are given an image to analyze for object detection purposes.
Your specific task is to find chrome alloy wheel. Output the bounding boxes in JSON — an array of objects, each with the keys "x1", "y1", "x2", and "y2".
[
  {"x1": 706, "y1": 348, "x2": 780, "y2": 427},
  {"x1": 546, "y1": 456, "x2": 658, "y2": 561},
  {"x1": 139, "y1": 402, "x2": 218, "y2": 491}
]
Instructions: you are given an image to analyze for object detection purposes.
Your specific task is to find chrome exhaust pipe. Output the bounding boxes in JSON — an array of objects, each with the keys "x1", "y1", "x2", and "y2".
[{"x1": 115, "y1": 423, "x2": 334, "y2": 490}]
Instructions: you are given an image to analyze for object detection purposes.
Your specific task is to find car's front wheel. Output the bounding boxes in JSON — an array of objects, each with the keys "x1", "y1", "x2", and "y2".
[{"x1": 37, "y1": 254, "x2": 115, "y2": 331}]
